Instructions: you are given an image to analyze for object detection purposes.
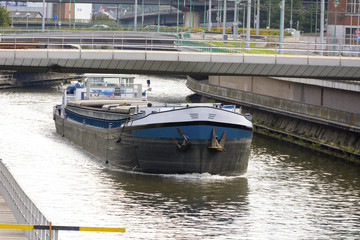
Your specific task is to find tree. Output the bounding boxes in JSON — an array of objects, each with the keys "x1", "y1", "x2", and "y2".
[{"x1": 0, "y1": 6, "x2": 11, "y2": 27}]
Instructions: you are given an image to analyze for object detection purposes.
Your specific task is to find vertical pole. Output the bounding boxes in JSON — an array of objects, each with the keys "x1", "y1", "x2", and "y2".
[
  {"x1": 256, "y1": 0, "x2": 259, "y2": 35},
  {"x1": 73, "y1": 0, "x2": 75, "y2": 30},
  {"x1": 69, "y1": 0, "x2": 71, "y2": 28},
  {"x1": 315, "y1": 0, "x2": 319, "y2": 41},
  {"x1": 320, "y1": 0, "x2": 324, "y2": 55},
  {"x1": 243, "y1": 3, "x2": 245, "y2": 34},
  {"x1": 246, "y1": 0, "x2": 251, "y2": 48},
  {"x1": 234, "y1": 1, "x2": 238, "y2": 41},
  {"x1": 142, "y1": 0, "x2": 144, "y2": 29},
  {"x1": 333, "y1": 6, "x2": 338, "y2": 55},
  {"x1": 190, "y1": 0, "x2": 192, "y2": 30},
  {"x1": 350, "y1": 0, "x2": 353, "y2": 44},
  {"x1": 222, "y1": 0, "x2": 227, "y2": 37},
  {"x1": 208, "y1": 0, "x2": 212, "y2": 31},
  {"x1": 59, "y1": 0, "x2": 61, "y2": 28},
  {"x1": 42, "y1": 0, "x2": 45, "y2": 32},
  {"x1": 219, "y1": 0, "x2": 221, "y2": 28},
  {"x1": 290, "y1": 0, "x2": 293, "y2": 29},
  {"x1": 358, "y1": 0, "x2": 360, "y2": 45},
  {"x1": 279, "y1": 0, "x2": 285, "y2": 54},
  {"x1": 310, "y1": 1, "x2": 313, "y2": 33},
  {"x1": 253, "y1": 0, "x2": 256, "y2": 28},
  {"x1": 134, "y1": 0, "x2": 138, "y2": 30},
  {"x1": 204, "y1": 0, "x2": 206, "y2": 38},
  {"x1": 157, "y1": 0, "x2": 160, "y2": 32},
  {"x1": 177, "y1": 0, "x2": 179, "y2": 34},
  {"x1": 268, "y1": 0, "x2": 271, "y2": 28}
]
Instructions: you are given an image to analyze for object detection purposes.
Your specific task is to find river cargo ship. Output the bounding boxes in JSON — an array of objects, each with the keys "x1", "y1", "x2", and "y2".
[{"x1": 53, "y1": 75, "x2": 253, "y2": 175}]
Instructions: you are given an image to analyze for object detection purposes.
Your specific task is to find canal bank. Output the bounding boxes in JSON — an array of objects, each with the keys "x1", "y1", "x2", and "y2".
[
  {"x1": 187, "y1": 76, "x2": 360, "y2": 163},
  {"x1": 0, "y1": 71, "x2": 82, "y2": 89}
]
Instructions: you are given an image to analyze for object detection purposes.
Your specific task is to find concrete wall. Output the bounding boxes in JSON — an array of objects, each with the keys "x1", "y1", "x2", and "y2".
[
  {"x1": 323, "y1": 88, "x2": 360, "y2": 113},
  {"x1": 210, "y1": 76, "x2": 295, "y2": 100},
  {"x1": 209, "y1": 75, "x2": 360, "y2": 115},
  {"x1": 183, "y1": 11, "x2": 201, "y2": 27},
  {"x1": 187, "y1": 77, "x2": 360, "y2": 163}
]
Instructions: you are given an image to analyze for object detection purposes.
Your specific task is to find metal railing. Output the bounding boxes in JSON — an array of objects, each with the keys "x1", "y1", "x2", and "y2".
[
  {"x1": 1, "y1": 30, "x2": 360, "y2": 57},
  {"x1": 0, "y1": 159, "x2": 58, "y2": 240}
]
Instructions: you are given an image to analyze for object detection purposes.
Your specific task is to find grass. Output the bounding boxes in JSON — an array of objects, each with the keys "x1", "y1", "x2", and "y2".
[{"x1": 177, "y1": 39, "x2": 291, "y2": 55}]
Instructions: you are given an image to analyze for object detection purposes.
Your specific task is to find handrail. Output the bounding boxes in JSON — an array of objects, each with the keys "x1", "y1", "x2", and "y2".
[
  {"x1": 0, "y1": 159, "x2": 58, "y2": 240},
  {"x1": 1, "y1": 31, "x2": 360, "y2": 57}
]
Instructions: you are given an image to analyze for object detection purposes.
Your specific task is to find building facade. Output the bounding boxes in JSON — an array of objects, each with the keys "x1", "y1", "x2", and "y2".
[{"x1": 328, "y1": 0, "x2": 360, "y2": 45}]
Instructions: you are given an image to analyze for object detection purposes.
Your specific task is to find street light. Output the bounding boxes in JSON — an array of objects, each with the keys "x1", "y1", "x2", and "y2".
[
  {"x1": 279, "y1": 0, "x2": 285, "y2": 54},
  {"x1": 26, "y1": 13, "x2": 30, "y2": 29},
  {"x1": 333, "y1": 0, "x2": 339, "y2": 56}
]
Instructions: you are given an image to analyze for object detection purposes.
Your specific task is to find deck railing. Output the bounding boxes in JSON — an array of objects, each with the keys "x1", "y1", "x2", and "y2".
[
  {"x1": 0, "y1": 30, "x2": 360, "y2": 57},
  {"x1": 0, "y1": 159, "x2": 58, "y2": 240}
]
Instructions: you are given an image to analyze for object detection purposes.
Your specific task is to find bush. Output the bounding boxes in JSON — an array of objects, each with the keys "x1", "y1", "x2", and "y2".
[{"x1": 0, "y1": 6, "x2": 11, "y2": 27}]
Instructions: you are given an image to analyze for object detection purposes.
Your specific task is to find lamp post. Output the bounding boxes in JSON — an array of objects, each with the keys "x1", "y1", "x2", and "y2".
[
  {"x1": 208, "y1": 0, "x2": 212, "y2": 31},
  {"x1": 134, "y1": 0, "x2": 138, "y2": 31},
  {"x1": 203, "y1": 0, "x2": 206, "y2": 39},
  {"x1": 42, "y1": 0, "x2": 45, "y2": 32},
  {"x1": 279, "y1": 0, "x2": 285, "y2": 54},
  {"x1": 333, "y1": 0, "x2": 339, "y2": 56},
  {"x1": 69, "y1": 0, "x2": 71, "y2": 28},
  {"x1": 59, "y1": 0, "x2": 62, "y2": 28},
  {"x1": 157, "y1": 0, "x2": 160, "y2": 32},
  {"x1": 176, "y1": 0, "x2": 179, "y2": 34},
  {"x1": 267, "y1": 0, "x2": 271, "y2": 28},
  {"x1": 26, "y1": 12, "x2": 30, "y2": 29},
  {"x1": 234, "y1": 0, "x2": 238, "y2": 41},
  {"x1": 142, "y1": 0, "x2": 144, "y2": 30},
  {"x1": 73, "y1": 0, "x2": 75, "y2": 30},
  {"x1": 222, "y1": 0, "x2": 226, "y2": 38},
  {"x1": 246, "y1": 0, "x2": 251, "y2": 48},
  {"x1": 320, "y1": 0, "x2": 324, "y2": 56}
]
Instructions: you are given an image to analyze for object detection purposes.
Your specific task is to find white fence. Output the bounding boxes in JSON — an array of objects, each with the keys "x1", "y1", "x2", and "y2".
[{"x1": 0, "y1": 159, "x2": 58, "y2": 240}]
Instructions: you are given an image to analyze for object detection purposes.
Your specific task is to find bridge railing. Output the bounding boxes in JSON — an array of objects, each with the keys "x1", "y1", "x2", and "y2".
[
  {"x1": 1, "y1": 30, "x2": 360, "y2": 57},
  {"x1": 0, "y1": 159, "x2": 58, "y2": 240}
]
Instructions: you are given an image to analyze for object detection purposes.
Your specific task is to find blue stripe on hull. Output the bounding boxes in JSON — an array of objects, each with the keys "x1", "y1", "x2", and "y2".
[
  {"x1": 65, "y1": 109, "x2": 126, "y2": 128},
  {"x1": 132, "y1": 125, "x2": 252, "y2": 140}
]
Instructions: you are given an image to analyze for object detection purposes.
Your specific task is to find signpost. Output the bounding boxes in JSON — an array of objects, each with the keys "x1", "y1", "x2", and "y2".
[
  {"x1": 54, "y1": 16, "x2": 58, "y2": 28},
  {"x1": 356, "y1": 29, "x2": 360, "y2": 42}
]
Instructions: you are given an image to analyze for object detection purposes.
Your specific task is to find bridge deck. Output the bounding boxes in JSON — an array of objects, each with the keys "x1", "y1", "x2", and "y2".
[{"x1": 0, "y1": 195, "x2": 27, "y2": 240}]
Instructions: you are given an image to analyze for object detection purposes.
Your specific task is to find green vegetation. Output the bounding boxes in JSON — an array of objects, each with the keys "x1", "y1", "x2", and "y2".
[{"x1": 0, "y1": 6, "x2": 11, "y2": 27}]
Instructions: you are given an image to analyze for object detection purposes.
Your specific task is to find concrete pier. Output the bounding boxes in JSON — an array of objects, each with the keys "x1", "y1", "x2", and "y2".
[{"x1": 0, "y1": 195, "x2": 27, "y2": 240}]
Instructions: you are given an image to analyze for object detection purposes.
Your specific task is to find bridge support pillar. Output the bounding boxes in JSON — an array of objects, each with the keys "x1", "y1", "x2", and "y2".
[{"x1": 183, "y1": 11, "x2": 200, "y2": 27}]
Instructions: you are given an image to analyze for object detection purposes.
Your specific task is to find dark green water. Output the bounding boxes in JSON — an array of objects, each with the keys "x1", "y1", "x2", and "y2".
[{"x1": 0, "y1": 76, "x2": 359, "y2": 239}]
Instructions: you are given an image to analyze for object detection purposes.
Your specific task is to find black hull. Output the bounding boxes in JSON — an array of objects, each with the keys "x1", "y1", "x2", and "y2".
[
  {"x1": 54, "y1": 112, "x2": 252, "y2": 176},
  {"x1": 120, "y1": 134, "x2": 251, "y2": 176}
]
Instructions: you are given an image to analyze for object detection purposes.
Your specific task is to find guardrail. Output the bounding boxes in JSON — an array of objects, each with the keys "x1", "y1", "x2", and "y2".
[
  {"x1": 0, "y1": 159, "x2": 58, "y2": 240},
  {"x1": 1, "y1": 30, "x2": 360, "y2": 57},
  {"x1": 0, "y1": 160, "x2": 125, "y2": 240}
]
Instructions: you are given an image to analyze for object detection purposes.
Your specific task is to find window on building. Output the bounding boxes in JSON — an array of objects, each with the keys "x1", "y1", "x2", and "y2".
[
  {"x1": 347, "y1": 0, "x2": 360, "y2": 13},
  {"x1": 345, "y1": 27, "x2": 360, "y2": 44}
]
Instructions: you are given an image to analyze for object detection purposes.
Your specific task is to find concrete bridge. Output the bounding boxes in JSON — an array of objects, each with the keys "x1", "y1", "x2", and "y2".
[{"x1": 1, "y1": 31, "x2": 360, "y2": 80}]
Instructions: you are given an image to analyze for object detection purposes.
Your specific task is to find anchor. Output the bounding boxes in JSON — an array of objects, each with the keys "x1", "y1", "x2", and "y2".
[
  {"x1": 172, "y1": 128, "x2": 190, "y2": 151},
  {"x1": 208, "y1": 128, "x2": 226, "y2": 152}
]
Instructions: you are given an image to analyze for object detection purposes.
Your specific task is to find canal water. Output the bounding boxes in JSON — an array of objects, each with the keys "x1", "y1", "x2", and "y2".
[{"x1": 0, "y1": 75, "x2": 359, "y2": 240}]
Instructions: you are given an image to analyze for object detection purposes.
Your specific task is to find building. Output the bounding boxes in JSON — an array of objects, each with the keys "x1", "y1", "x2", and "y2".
[{"x1": 328, "y1": 0, "x2": 360, "y2": 45}]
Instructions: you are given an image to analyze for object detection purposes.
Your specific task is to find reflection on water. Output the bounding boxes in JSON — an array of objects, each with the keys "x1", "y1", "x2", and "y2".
[{"x1": 0, "y1": 78, "x2": 360, "y2": 240}]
